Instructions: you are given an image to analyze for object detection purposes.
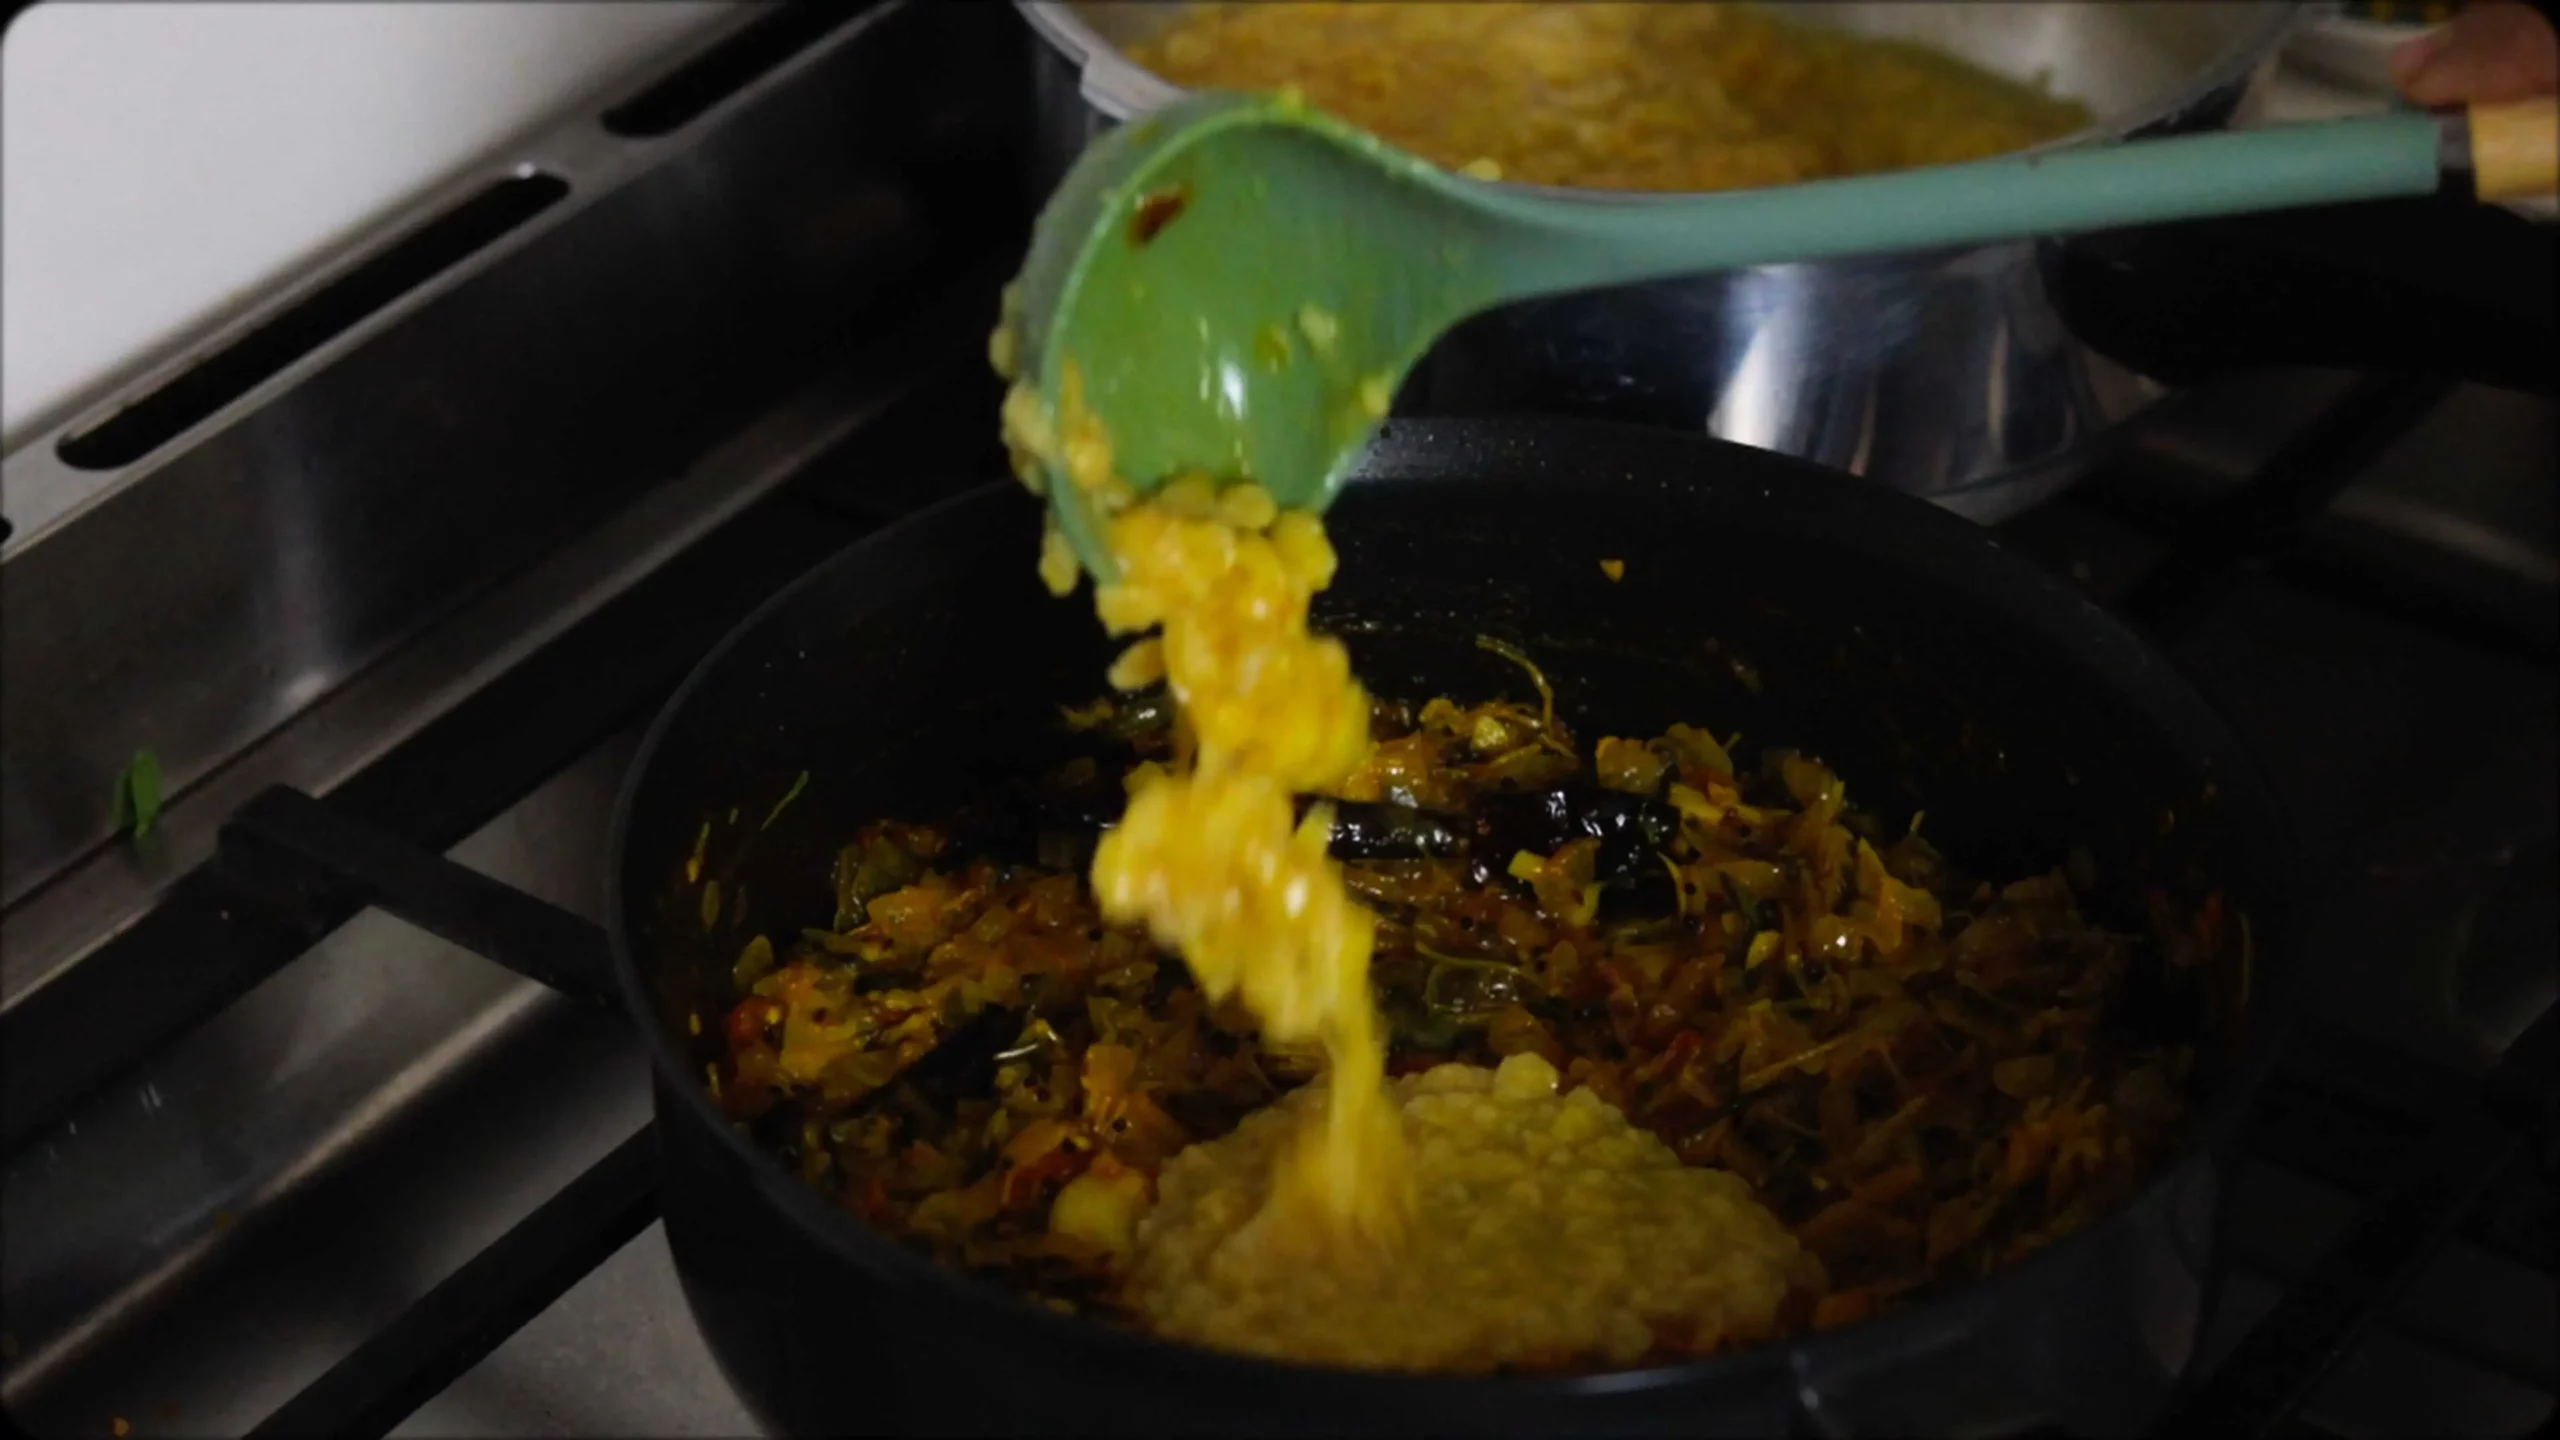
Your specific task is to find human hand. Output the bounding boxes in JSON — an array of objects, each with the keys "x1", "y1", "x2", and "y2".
[{"x1": 2390, "y1": 1, "x2": 2560, "y2": 105}]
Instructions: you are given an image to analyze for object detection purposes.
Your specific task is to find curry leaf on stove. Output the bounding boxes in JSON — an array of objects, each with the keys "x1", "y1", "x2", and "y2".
[{"x1": 113, "y1": 749, "x2": 164, "y2": 842}]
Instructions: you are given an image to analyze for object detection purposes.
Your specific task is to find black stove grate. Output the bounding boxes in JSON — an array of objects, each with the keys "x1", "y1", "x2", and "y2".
[
  {"x1": 2167, "y1": 1011, "x2": 2555, "y2": 1439},
  {"x1": 246, "y1": 1126, "x2": 661, "y2": 1440}
]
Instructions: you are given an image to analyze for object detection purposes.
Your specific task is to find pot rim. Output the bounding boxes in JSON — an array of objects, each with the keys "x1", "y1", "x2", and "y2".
[
  {"x1": 1015, "y1": 0, "x2": 2307, "y2": 203},
  {"x1": 604, "y1": 417, "x2": 2301, "y2": 1412}
]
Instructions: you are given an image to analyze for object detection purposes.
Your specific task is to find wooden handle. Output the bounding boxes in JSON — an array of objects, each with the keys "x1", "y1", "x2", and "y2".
[{"x1": 2470, "y1": 97, "x2": 2557, "y2": 201}]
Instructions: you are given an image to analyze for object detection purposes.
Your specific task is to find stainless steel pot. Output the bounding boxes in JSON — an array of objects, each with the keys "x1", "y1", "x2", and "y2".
[{"x1": 1016, "y1": 1, "x2": 2304, "y2": 520}]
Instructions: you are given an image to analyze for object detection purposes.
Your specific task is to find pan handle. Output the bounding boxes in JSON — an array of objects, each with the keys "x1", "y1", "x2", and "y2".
[
  {"x1": 218, "y1": 785, "x2": 622, "y2": 1011},
  {"x1": 2047, "y1": 191, "x2": 2559, "y2": 394}
]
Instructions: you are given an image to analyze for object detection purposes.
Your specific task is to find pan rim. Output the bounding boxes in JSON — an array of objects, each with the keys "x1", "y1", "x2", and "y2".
[{"x1": 604, "y1": 416, "x2": 2299, "y2": 1413}]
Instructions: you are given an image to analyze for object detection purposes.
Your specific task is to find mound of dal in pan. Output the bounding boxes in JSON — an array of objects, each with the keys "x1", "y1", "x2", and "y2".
[
  {"x1": 1130, "y1": 1051, "x2": 1815, "y2": 1371},
  {"x1": 1126, "y1": 1, "x2": 2092, "y2": 193}
]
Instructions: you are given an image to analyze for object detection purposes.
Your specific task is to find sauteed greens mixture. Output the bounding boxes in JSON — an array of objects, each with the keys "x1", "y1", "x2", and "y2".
[{"x1": 702, "y1": 677, "x2": 2224, "y2": 1371}]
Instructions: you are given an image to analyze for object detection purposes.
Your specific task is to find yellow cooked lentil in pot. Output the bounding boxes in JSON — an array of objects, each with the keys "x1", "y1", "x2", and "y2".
[{"x1": 1125, "y1": 2, "x2": 2094, "y2": 193}]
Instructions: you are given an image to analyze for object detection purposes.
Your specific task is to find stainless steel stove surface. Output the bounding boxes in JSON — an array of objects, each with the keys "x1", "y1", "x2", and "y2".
[{"x1": 3, "y1": 7, "x2": 2551, "y2": 1438}]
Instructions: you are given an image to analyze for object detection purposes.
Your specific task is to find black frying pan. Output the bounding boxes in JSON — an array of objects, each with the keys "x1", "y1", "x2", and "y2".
[{"x1": 575, "y1": 416, "x2": 2295, "y2": 1437}]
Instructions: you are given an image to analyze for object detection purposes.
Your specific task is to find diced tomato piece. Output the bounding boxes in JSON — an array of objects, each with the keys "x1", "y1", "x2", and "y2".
[{"x1": 725, "y1": 997, "x2": 778, "y2": 1051}]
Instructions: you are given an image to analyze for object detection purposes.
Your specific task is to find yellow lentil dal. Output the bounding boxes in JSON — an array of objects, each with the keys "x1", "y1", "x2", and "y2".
[
  {"x1": 1085, "y1": 489, "x2": 1405, "y2": 1232},
  {"x1": 1128, "y1": 2, "x2": 2092, "y2": 193},
  {"x1": 1128, "y1": 1051, "x2": 1818, "y2": 1371},
  {"x1": 994, "y1": 289, "x2": 1404, "y2": 1237}
]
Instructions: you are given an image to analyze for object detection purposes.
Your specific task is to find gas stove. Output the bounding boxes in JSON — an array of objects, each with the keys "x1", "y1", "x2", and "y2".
[{"x1": 2, "y1": 6, "x2": 2549, "y2": 1437}]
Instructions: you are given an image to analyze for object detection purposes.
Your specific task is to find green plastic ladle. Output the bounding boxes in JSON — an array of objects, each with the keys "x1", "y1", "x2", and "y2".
[{"x1": 1010, "y1": 89, "x2": 2556, "y2": 579}]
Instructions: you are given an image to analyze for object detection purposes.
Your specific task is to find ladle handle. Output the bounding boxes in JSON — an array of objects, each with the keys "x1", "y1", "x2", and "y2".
[
  {"x1": 2466, "y1": 96, "x2": 2558, "y2": 200},
  {"x1": 1483, "y1": 113, "x2": 2456, "y2": 300}
]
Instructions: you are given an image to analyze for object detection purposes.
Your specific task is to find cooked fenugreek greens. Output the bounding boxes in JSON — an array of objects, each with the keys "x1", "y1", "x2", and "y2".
[{"x1": 704, "y1": 678, "x2": 2218, "y2": 1370}]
